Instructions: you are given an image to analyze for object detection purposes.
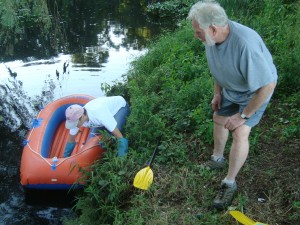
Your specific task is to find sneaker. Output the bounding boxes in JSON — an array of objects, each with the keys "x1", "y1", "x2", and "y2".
[
  {"x1": 213, "y1": 182, "x2": 237, "y2": 209},
  {"x1": 204, "y1": 156, "x2": 226, "y2": 170}
]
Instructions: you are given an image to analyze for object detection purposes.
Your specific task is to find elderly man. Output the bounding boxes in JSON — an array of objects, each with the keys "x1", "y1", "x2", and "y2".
[
  {"x1": 64, "y1": 96, "x2": 130, "y2": 158},
  {"x1": 187, "y1": 1, "x2": 277, "y2": 209}
]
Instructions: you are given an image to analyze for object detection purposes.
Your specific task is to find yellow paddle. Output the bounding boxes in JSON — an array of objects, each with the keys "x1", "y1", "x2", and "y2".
[
  {"x1": 229, "y1": 210, "x2": 268, "y2": 225},
  {"x1": 133, "y1": 145, "x2": 159, "y2": 190}
]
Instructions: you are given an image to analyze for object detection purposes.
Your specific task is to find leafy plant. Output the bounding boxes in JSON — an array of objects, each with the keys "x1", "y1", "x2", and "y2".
[
  {"x1": 0, "y1": 0, "x2": 66, "y2": 59},
  {"x1": 146, "y1": 0, "x2": 195, "y2": 21}
]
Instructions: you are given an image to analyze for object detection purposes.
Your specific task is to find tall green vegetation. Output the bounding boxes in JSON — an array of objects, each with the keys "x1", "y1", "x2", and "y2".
[
  {"x1": 64, "y1": 0, "x2": 299, "y2": 224},
  {"x1": 0, "y1": 0, "x2": 65, "y2": 60}
]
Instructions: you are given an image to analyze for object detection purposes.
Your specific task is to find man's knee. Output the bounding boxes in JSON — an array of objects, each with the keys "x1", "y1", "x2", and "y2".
[
  {"x1": 213, "y1": 113, "x2": 228, "y2": 126},
  {"x1": 232, "y1": 125, "x2": 251, "y2": 141}
]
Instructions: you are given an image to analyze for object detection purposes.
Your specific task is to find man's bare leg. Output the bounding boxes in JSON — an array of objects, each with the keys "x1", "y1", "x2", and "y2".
[
  {"x1": 226, "y1": 125, "x2": 251, "y2": 181},
  {"x1": 212, "y1": 118, "x2": 251, "y2": 209},
  {"x1": 213, "y1": 114, "x2": 229, "y2": 158}
]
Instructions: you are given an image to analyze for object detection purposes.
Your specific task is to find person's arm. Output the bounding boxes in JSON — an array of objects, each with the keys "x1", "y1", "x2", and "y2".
[
  {"x1": 241, "y1": 81, "x2": 276, "y2": 118},
  {"x1": 211, "y1": 82, "x2": 222, "y2": 112},
  {"x1": 225, "y1": 81, "x2": 276, "y2": 130},
  {"x1": 67, "y1": 134, "x2": 76, "y2": 143},
  {"x1": 111, "y1": 127, "x2": 123, "y2": 139},
  {"x1": 63, "y1": 134, "x2": 77, "y2": 157},
  {"x1": 214, "y1": 82, "x2": 222, "y2": 96},
  {"x1": 111, "y1": 127, "x2": 128, "y2": 157}
]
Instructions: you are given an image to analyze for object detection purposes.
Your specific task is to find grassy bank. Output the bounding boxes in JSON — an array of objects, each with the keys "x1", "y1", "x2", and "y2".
[{"x1": 65, "y1": 0, "x2": 300, "y2": 224}]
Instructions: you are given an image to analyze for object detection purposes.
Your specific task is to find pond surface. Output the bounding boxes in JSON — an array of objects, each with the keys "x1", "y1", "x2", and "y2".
[{"x1": 0, "y1": 1, "x2": 177, "y2": 224}]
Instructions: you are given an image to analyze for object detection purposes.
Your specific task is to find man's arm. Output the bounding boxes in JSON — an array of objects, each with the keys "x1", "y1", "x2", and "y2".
[
  {"x1": 211, "y1": 82, "x2": 222, "y2": 112},
  {"x1": 111, "y1": 127, "x2": 123, "y2": 139},
  {"x1": 225, "y1": 81, "x2": 276, "y2": 130},
  {"x1": 111, "y1": 127, "x2": 128, "y2": 157},
  {"x1": 67, "y1": 134, "x2": 76, "y2": 143},
  {"x1": 63, "y1": 134, "x2": 77, "y2": 157},
  {"x1": 241, "y1": 81, "x2": 276, "y2": 118},
  {"x1": 214, "y1": 82, "x2": 222, "y2": 96}
]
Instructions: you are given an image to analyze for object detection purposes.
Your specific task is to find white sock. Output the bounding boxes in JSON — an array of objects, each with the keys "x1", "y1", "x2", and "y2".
[
  {"x1": 222, "y1": 178, "x2": 235, "y2": 185},
  {"x1": 211, "y1": 155, "x2": 224, "y2": 162}
]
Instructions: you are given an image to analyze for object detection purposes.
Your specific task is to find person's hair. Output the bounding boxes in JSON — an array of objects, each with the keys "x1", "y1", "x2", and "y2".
[{"x1": 187, "y1": 1, "x2": 228, "y2": 29}]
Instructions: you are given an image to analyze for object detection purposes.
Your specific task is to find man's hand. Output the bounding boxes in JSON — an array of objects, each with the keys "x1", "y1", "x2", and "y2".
[
  {"x1": 224, "y1": 113, "x2": 246, "y2": 131},
  {"x1": 211, "y1": 94, "x2": 222, "y2": 112}
]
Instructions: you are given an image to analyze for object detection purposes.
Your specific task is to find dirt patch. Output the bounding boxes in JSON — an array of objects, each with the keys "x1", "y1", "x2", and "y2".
[{"x1": 236, "y1": 98, "x2": 300, "y2": 224}]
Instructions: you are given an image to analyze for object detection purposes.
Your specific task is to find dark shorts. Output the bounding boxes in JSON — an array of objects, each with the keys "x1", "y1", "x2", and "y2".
[{"x1": 216, "y1": 94, "x2": 270, "y2": 128}]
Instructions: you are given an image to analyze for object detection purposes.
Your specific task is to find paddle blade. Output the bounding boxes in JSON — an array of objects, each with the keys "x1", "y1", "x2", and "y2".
[
  {"x1": 229, "y1": 211, "x2": 268, "y2": 225},
  {"x1": 133, "y1": 166, "x2": 153, "y2": 190},
  {"x1": 229, "y1": 211, "x2": 256, "y2": 225}
]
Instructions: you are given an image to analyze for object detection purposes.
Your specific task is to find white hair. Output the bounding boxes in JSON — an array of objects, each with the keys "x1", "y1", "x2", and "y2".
[{"x1": 187, "y1": 1, "x2": 228, "y2": 29}]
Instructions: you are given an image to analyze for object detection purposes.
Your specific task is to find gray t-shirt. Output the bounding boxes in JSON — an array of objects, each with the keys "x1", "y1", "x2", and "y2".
[{"x1": 205, "y1": 20, "x2": 277, "y2": 104}]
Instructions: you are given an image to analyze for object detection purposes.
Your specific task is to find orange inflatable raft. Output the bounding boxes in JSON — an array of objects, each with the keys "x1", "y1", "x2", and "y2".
[{"x1": 20, "y1": 94, "x2": 105, "y2": 190}]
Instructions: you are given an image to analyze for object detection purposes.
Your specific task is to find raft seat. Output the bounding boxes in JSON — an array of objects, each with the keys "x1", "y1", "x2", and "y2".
[
  {"x1": 73, "y1": 127, "x2": 90, "y2": 154},
  {"x1": 49, "y1": 122, "x2": 70, "y2": 158},
  {"x1": 49, "y1": 122, "x2": 92, "y2": 158}
]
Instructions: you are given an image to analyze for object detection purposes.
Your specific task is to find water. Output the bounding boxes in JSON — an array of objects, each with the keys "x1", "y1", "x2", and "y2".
[
  {"x1": 0, "y1": 35, "x2": 144, "y2": 101},
  {"x1": 0, "y1": 1, "x2": 176, "y2": 224}
]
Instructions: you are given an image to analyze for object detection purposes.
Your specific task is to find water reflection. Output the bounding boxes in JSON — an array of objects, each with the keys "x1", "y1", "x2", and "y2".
[
  {"x1": 0, "y1": 1, "x2": 175, "y2": 101},
  {"x1": 0, "y1": 6, "x2": 153, "y2": 136}
]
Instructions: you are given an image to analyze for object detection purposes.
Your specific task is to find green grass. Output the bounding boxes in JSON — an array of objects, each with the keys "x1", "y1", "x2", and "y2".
[{"x1": 64, "y1": 1, "x2": 300, "y2": 224}]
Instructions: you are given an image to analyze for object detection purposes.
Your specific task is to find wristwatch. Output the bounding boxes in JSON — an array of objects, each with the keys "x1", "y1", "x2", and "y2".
[{"x1": 240, "y1": 113, "x2": 249, "y2": 120}]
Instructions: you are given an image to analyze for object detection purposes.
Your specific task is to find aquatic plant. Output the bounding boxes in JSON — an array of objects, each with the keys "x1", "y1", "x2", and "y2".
[{"x1": 0, "y1": 77, "x2": 55, "y2": 132}]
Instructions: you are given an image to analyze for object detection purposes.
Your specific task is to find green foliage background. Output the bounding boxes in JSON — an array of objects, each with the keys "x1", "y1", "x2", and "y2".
[{"x1": 0, "y1": 0, "x2": 65, "y2": 59}]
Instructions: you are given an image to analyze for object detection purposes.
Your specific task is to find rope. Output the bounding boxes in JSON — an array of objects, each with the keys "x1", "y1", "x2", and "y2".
[{"x1": 24, "y1": 127, "x2": 102, "y2": 168}]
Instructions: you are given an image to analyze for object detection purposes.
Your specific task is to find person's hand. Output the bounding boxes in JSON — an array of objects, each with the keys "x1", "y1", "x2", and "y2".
[
  {"x1": 224, "y1": 113, "x2": 246, "y2": 131},
  {"x1": 63, "y1": 142, "x2": 76, "y2": 157},
  {"x1": 211, "y1": 94, "x2": 222, "y2": 112},
  {"x1": 117, "y1": 138, "x2": 128, "y2": 158}
]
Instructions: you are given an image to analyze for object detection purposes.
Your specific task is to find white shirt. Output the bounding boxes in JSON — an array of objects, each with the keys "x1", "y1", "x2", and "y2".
[{"x1": 69, "y1": 96, "x2": 126, "y2": 135}]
